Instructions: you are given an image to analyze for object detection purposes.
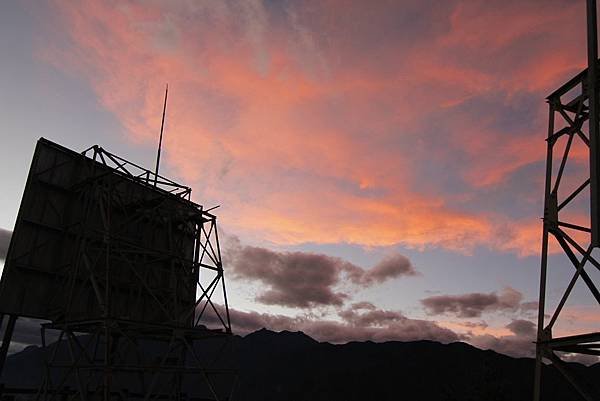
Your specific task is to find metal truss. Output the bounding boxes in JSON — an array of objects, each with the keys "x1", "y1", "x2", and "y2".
[
  {"x1": 534, "y1": 67, "x2": 600, "y2": 401},
  {"x1": 64, "y1": 149, "x2": 231, "y2": 329},
  {"x1": 36, "y1": 320, "x2": 236, "y2": 401},
  {"x1": 82, "y1": 145, "x2": 192, "y2": 200},
  {"x1": 0, "y1": 139, "x2": 236, "y2": 401}
]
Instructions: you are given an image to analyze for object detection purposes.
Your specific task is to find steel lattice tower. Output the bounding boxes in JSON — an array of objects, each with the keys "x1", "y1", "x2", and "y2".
[{"x1": 534, "y1": 1, "x2": 600, "y2": 400}]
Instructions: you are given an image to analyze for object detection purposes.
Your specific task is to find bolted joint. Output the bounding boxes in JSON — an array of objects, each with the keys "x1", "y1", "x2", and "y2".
[
  {"x1": 544, "y1": 192, "x2": 559, "y2": 230},
  {"x1": 539, "y1": 326, "x2": 552, "y2": 343}
]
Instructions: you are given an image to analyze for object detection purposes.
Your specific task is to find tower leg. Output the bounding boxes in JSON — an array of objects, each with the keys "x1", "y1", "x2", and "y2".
[{"x1": 0, "y1": 315, "x2": 18, "y2": 382}]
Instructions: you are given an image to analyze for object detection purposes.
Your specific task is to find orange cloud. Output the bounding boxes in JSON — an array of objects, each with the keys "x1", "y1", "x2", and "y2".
[
  {"x1": 552, "y1": 305, "x2": 600, "y2": 338},
  {"x1": 437, "y1": 320, "x2": 512, "y2": 337},
  {"x1": 38, "y1": 0, "x2": 589, "y2": 255}
]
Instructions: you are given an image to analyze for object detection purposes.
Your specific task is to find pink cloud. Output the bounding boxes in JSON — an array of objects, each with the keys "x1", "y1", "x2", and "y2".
[{"x1": 38, "y1": 0, "x2": 589, "y2": 255}]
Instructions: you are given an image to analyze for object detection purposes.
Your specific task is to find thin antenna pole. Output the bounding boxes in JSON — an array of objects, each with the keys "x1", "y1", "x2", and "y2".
[{"x1": 154, "y1": 83, "x2": 169, "y2": 186}]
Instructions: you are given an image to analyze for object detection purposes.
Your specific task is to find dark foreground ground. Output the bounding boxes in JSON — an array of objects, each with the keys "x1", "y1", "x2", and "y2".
[{"x1": 2, "y1": 328, "x2": 598, "y2": 401}]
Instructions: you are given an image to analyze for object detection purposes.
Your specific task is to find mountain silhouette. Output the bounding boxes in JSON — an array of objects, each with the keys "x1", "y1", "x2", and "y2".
[{"x1": 2, "y1": 328, "x2": 598, "y2": 401}]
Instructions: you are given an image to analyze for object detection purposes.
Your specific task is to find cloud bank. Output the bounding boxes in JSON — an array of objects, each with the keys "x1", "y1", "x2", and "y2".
[
  {"x1": 204, "y1": 304, "x2": 552, "y2": 360},
  {"x1": 226, "y1": 238, "x2": 417, "y2": 308},
  {"x1": 218, "y1": 305, "x2": 459, "y2": 345},
  {"x1": 421, "y1": 287, "x2": 524, "y2": 318}
]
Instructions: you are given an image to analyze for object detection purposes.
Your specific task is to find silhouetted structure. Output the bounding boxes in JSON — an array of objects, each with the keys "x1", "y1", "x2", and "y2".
[
  {"x1": 535, "y1": 1, "x2": 600, "y2": 400},
  {"x1": 0, "y1": 138, "x2": 236, "y2": 400}
]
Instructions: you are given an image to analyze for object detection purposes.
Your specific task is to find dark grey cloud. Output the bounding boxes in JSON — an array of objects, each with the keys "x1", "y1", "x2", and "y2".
[
  {"x1": 468, "y1": 333, "x2": 532, "y2": 357},
  {"x1": 0, "y1": 228, "x2": 11, "y2": 261},
  {"x1": 468, "y1": 319, "x2": 536, "y2": 358},
  {"x1": 222, "y1": 307, "x2": 303, "y2": 334},
  {"x1": 460, "y1": 320, "x2": 489, "y2": 329},
  {"x1": 228, "y1": 245, "x2": 350, "y2": 307},
  {"x1": 210, "y1": 305, "x2": 459, "y2": 345},
  {"x1": 350, "y1": 301, "x2": 377, "y2": 311},
  {"x1": 303, "y1": 318, "x2": 459, "y2": 345},
  {"x1": 421, "y1": 287, "x2": 523, "y2": 318},
  {"x1": 506, "y1": 319, "x2": 536, "y2": 337},
  {"x1": 359, "y1": 254, "x2": 418, "y2": 285},
  {"x1": 226, "y1": 237, "x2": 417, "y2": 308},
  {"x1": 338, "y1": 307, "x2": 404, "y2": 327}
]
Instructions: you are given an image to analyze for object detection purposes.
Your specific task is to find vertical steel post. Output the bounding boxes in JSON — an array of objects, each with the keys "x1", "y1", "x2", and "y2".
[
  {"x1": 587, "y1": 0, "x2": 600, "y2": 246},
  {"x1": 0, "y1": 315, "x2": 17, "y2": 380},
  {"x1": 534, "y1": 103, "x2": 555, "y2": 401}
]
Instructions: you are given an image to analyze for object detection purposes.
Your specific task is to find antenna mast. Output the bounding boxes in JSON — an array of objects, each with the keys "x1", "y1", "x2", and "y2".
[{"x1": 154, "y1": 83, "x2": 169, "y2": 185}]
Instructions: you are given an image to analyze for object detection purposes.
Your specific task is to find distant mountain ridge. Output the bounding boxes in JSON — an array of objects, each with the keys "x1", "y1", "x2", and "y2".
[{"x1": 2, "y1": 328, "x2": 599, "y2": 401}]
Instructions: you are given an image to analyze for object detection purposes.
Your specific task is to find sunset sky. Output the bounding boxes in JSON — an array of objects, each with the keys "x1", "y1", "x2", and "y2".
[{"x1": 0, "y1": 0, "x2": 598, "y2": 360}]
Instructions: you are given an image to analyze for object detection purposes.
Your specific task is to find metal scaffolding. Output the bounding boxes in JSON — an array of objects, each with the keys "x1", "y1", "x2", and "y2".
[
  {"x1": 534, "y1": 2, "x2": 600, "y2": 400},
  {"x1": 0, "y1": 139, "x2": 236, "y2": 401}
]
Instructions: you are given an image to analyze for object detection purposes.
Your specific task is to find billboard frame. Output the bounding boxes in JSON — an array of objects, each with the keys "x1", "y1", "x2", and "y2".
[{"x1": 0, "y1": 138, "x2": 236, "y2": 400}]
